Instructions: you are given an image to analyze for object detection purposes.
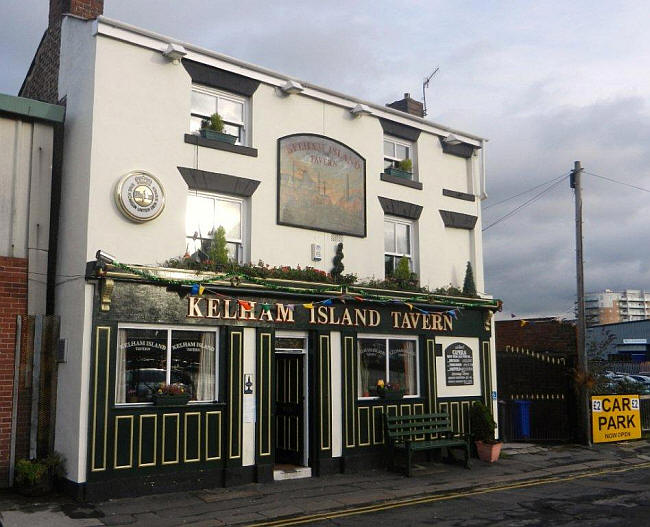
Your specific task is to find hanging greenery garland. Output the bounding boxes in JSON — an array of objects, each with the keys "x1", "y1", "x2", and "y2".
[{"x1": 102, "y1": 258, "x2": 498, "y2": 314}]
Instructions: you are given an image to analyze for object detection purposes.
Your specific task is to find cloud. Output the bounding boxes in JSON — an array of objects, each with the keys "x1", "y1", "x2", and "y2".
[
  {"x1": 2, "y1": 1, "x2": 649, "y2": 318},
  {"x1": 484, "y1": 96, "x2": 650, "y2": 317}
]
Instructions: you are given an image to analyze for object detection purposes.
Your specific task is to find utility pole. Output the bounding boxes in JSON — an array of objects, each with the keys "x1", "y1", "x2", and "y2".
[{"x1": 570, "y1": 160, "x2": 591, "y2": 446}]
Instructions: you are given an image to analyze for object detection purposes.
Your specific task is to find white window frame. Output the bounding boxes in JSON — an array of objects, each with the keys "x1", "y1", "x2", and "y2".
[
  {"x1": 191, "y1": 84, "x2": 250, "y2": 146},
  {"x1": 186, "y1": 190, "x2": 247, "y2": 264},
  {"x1": 357, "y1": 334, "x2": 420, "y2": 400},
  {"x1": 383, "y1": 135, "x2": 415, "y2": 176},
  {"x1": 115, "y1": 323, "x2": 219, "y2": 406},
  {"x1": 384, "y1": 216, "x2": 416, "y2": 277}
]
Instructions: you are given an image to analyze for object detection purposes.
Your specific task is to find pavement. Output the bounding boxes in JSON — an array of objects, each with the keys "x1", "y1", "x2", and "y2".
[{"x1": 2, "y1": 440, "x2": 650, "y2": 527}]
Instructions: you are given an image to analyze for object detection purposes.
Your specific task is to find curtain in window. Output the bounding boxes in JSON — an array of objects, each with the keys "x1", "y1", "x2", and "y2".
[
  {"x1": 389, "y1": 339, "x2": 416, "y2": 395},
  {"x1": 358, "y1": 339, "x2": 386, "y2": 397},
  {"x1": 197, "y1": 332, "x2": 216, "y2": 401},
  {"x1": 116, "y1": 329, "x2": 127, "y2": 403}
]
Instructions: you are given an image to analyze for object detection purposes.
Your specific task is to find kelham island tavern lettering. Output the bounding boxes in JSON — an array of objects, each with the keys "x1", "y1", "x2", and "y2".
[{"x1": 186, "y1": 296, "x2": 453, "y2": 331}]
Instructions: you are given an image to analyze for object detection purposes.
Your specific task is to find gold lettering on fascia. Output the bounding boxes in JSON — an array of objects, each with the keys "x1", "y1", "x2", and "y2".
[{"x1": 186, "y1": 297, "x2": 452, "y2": 331}]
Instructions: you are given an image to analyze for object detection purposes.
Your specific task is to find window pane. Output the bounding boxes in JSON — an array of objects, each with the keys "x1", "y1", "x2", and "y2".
[
  {"x1": 116, "y1": 328, "x2": 167, "y2": 403},
  {"x1": 389, "y1": 340, "x2": 417, "y2": 395},
  {"x1": 358, "y1": 339, "x2": 386, "y2": 397},
  {"x1": 395, "y1": 223, "x2": 410, "y2": 255},
  {"x1": 192, "y1": 90, "x2": 216, "y2": 117},
  {"x1": 385, "y1": 254, "x2": 395, "y2": 277},
  {"x1": 222, "y1": 123, "x2": 242, "y2": 142},
  {"x1": 190, "y1": 115, "x2": 204, "y2": 133},
  {"x1": 384, "y1": 140, "x2": 395, "y2": 157},
  {"x1": 186, "y1": 195, "x2": 215, "y2": 240},
  {"x1": 171, "y1": 330, "x2": 216, "y2": 401},
  {"x1": 215, "y1": 198, "x2": 242, "y2": 241},
  {"x1": 384, "y1": 159, "x2": 393, "y2": 170},
  {"x1": 275, "y1": 337, "x2": 306, "y2": 351},
  {"x1": 226, "y1": 242, "x2": 241, "y2": 262},
  {"x1": 395, "y1": 144, "x2": 409, "y2": 160},
  {"x1": 384, "y1": 221, "x2": 395, "y2": 252},
  {"x1": 219, "y1": 98, "x2": 244, "y2": 123}
]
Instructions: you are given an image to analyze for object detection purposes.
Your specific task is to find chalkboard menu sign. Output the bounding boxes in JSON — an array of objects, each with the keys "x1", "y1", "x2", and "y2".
[{"x1": 445, "y1": 342, "x2": 474, "y2": 386}]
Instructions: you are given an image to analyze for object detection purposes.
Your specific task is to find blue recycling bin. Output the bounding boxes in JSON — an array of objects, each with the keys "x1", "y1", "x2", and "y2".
[{"x1": 512, "y1": 400, "x2": 531, "y2": 439}]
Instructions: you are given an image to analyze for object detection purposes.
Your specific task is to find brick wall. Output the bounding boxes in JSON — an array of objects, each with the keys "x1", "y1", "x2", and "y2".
[
  {"x1": 20, "y1": 0, "x2": 104, "y2": 103},
  {"x1": 496, "y1": 318, "x2": 577, "y2": 356},
  {"x1": 0, "y1": 257, "x2": 28, "y2": 486}
]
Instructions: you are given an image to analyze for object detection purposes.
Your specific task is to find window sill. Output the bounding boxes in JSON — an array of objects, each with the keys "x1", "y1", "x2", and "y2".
[
  {"x1": 184, "y1": 133, "x2": 258, "y2": 157},
  {"x1": 357, "y1": 395, "x2": 421, "y2": 401},
  {"x1": 380, "y1": 172, "x2": 423, "y2": 190},
  {"x1": 442, "y1": 188, "x2": 476, "y2": 202},
  {"x1": 114, "y1": 401, "x2": 226, "y2": 408}
]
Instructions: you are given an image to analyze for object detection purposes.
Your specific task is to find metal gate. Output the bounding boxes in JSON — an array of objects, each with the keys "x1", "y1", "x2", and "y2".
[{"x1": 497, "y1": 346, "x2": 575, "y2": 442}]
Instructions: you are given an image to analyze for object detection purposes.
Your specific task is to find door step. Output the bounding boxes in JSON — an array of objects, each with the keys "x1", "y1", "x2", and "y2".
[{"x1": 273, "y1": 465, "x2": 312, "y2": 481}]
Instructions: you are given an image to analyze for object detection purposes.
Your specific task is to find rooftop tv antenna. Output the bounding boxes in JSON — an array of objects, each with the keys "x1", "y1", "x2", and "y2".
[{"x1": 422, "y1": 67, "x2": 439, "y2": 117}]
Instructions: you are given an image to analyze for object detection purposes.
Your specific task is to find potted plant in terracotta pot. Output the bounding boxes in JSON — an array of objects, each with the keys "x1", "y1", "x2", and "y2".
[
  {"x1": 470, "y1": 401, "x2": 502, "y2": 462},
  {"x1": 152, "y1": 383, "x2": 191, "y2": 407},
  {"x1": 199, "y1": 112, "x2": 238, "y2": 144}
]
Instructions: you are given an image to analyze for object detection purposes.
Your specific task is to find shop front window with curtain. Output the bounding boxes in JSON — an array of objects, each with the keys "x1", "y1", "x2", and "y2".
[
  {"x1": 116, "y1": 326, "x2": 218, "y2": 404},
  {"x1": 357, "y1": 336, "x2": 418, "y2": 398}
]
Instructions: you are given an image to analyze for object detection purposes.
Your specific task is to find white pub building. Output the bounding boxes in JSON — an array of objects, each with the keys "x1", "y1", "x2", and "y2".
[{"x1": 20, "y1": 0, "x2": 500, "y2": 499}]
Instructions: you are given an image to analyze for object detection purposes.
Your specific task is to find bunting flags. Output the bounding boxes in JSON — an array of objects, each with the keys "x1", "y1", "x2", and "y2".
[{"x1": 102, "y1": 259, "x2": 498, "y2": 317}]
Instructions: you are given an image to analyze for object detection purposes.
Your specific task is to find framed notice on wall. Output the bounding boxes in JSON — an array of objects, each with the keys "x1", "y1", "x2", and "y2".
[
  {"x1": 445, "y1": 342, "x2": 474, "y2": 386},
  {"x1": 277, "y1": 134, "x2": 366, "y2": 237},
  {"x1": 435, "y1": 336, "x2": 481, "y2": 398}
]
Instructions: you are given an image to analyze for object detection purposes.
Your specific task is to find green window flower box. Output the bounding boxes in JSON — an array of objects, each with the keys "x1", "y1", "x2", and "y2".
[
  {"x1": 152, "y1": 393, "x2": 192, "y2": 407},
  {"x1": 199, "y1": 129, "x2": 238, "y2": 144},
  {"x1": 386, "y1": 166, "x2": 413, "y2": 180}
]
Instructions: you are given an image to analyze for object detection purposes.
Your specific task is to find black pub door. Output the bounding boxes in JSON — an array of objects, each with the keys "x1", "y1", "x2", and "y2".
[{"x1": 275, "y1": 354, "x2": 304, "y2": 465}]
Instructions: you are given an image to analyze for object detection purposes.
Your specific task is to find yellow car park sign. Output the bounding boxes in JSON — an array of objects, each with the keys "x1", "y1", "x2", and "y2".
[{"x1": 591, "y1": 394, "x2": 641, "y2": 443}]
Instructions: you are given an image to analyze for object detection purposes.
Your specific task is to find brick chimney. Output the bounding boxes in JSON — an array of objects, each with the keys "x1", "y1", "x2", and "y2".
[
  {"x1": 386, "y1": 93, "x2": 424, "y2": 118},
  {"x1": 21, "y1": 0, "x2": 104, "y2": 103},
  {"x1": 50, "y1": 0, "x2": 104, "y2": 27}
]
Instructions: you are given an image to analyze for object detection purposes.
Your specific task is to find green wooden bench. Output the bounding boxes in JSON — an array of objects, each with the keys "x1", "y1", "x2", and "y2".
[{"x1": 384, "y1": 412, "x2": 471, "y2": 476}]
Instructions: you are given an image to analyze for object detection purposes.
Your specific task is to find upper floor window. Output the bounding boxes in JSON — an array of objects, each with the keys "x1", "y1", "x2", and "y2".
[
  {"x1": 190, "y1": 85, "x2": 249, "y2": 145},
  {"x1": 384, "y1": 217, "x2": 413, "y2": 277},
  {"x1": 384, "y1": 136, "x2": 414, "y2": 179},
  {"x1": 186, "y1": 191, "x2": 246, "y2": 264}
]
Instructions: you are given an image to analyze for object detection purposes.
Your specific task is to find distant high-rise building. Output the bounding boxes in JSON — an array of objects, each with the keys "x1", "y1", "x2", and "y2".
[{"x1": 585, "y1": 289, "x2": 650, "y2": 326}]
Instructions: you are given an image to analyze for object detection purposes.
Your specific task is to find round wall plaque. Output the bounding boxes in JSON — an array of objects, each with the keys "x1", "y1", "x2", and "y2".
[{"x1": 115, "y1": 171, "x2": 165, "y2": 223}]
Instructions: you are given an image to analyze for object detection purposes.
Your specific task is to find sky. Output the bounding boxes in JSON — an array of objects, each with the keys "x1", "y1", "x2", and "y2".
[{"x1": 2, "y1": 0, "x2": 649, "y2": 319}]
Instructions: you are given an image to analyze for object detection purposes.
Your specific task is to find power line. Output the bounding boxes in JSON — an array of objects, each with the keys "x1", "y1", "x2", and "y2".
[
  {"x1": 584, "y1": 171, "x2": 650, "y2": 194},
  {"x1": 483, "y1": 172, "x2": 570, "y2": 210},
  {"x1": 482, "y1": 175, "x2": 570, "y2": 232}
]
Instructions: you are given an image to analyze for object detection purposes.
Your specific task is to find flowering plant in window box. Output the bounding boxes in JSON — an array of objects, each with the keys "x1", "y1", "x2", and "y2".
[
  {"x1": 152, "y1": 383, "x2": 191, "y2": 406},
  {"x1": 200, "y1": 113, "x2": 238, "y2": 144},
  {"x1": 376, "y1": 380, "x2": 404, "y2": 400},
  {"x1": 386, "y1": 158, "x2": 413, "y2": 180}
]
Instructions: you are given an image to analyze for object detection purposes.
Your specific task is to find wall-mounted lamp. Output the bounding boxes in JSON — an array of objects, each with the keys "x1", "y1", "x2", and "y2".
[
  {"x1": 443, "y1": 133, "x2": 463, "y2": 145},
  {"x1": 96, "y1": 250, "x2": 117, "y2": 265},
  {"x1": 162, "y1": 43, "x2": 187, "y2": 64},
  {"x1": 279, "y1": 80, "x2": 305, "y2": 95},
  {"x1": 350, "y1": 103, "x2": 373, "y2": 118}
]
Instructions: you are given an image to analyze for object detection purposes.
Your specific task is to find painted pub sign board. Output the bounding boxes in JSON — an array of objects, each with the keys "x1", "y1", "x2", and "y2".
[
  {"x1": 277, "y1": 134, "x2": 366, "y2": 237},
  {"x1": 591, "y1": 394, "x2": 641, "y2": 443}
]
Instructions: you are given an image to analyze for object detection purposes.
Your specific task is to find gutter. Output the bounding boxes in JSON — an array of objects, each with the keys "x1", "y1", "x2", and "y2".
[{"x1": 94, "y1": 16, "x2": 487, "y2": 146}]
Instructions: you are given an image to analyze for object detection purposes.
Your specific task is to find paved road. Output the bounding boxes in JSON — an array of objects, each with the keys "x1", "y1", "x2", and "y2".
[{"x1": 270, "y1": 463, "x2": 650, "y2": 526}]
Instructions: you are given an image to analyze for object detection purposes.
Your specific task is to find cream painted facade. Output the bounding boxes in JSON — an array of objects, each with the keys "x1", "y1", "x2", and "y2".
[{"x1": 50, "y1": 15, "x2": 495, "y2": 486}]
